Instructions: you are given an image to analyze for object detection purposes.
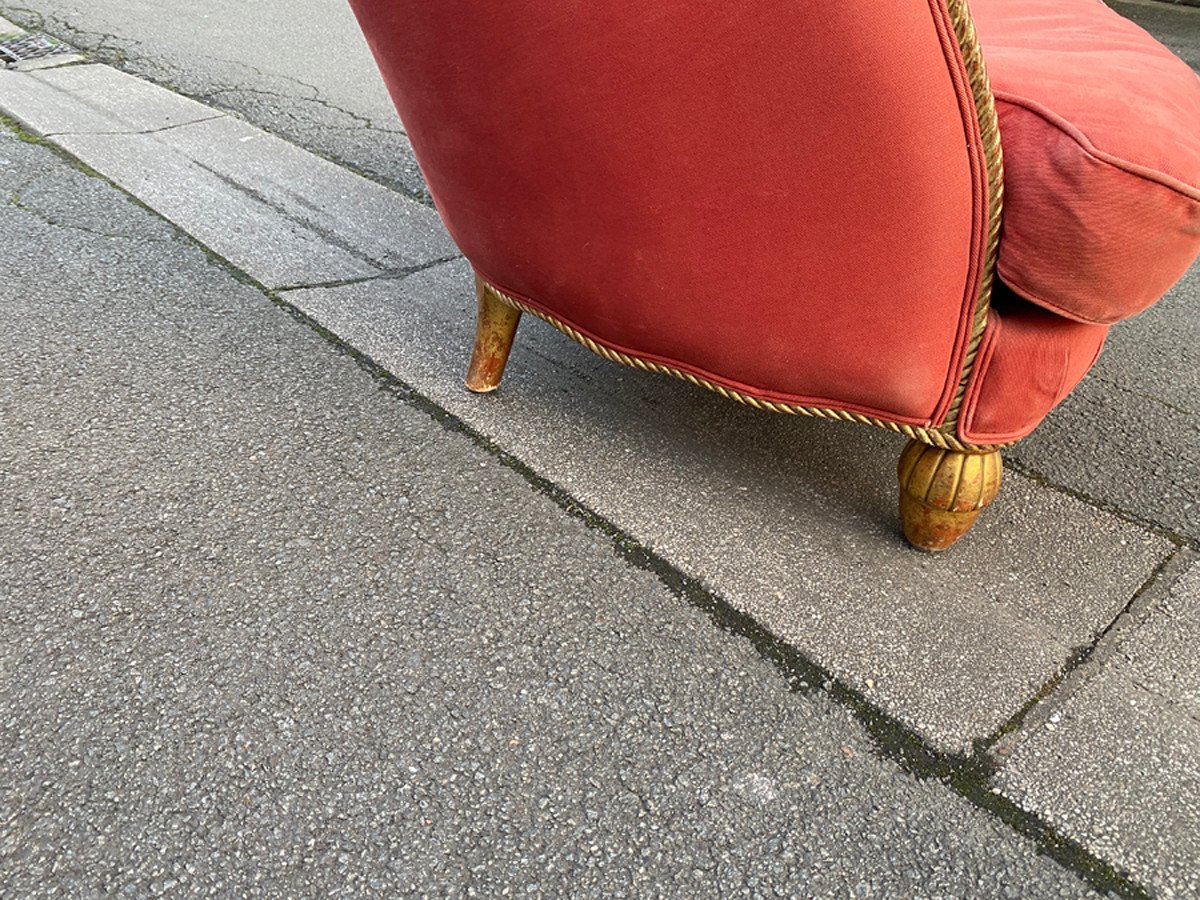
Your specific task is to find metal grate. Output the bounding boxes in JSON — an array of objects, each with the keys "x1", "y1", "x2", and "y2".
[{"x1": 0, "y1": 33, "x2": 74, "y2": 65}]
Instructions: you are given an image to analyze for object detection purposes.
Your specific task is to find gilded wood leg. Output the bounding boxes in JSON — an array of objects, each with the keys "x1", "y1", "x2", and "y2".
[
  {"x1": 465, "y1": 275, "x2": 522, "y2": 393},
  {"x1": 898, "y1": 439, "x2": 1002, "y2": 551}
]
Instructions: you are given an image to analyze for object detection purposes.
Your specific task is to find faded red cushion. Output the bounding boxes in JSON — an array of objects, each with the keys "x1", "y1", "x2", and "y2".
[
  {"x1": 959, "y1": 286, "x2": 1109, "y2": 445},
  {"x1": 973, "y1": 0, "x2": 1200, "y2": 325},
  {"x1": 350, "y1": 0, "x2": 991, "y2": 425}
]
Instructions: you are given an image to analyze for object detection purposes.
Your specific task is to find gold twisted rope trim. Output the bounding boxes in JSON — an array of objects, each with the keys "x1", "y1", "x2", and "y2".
[
  {"x1": 481, "y1": 282, "x2": 1011, "y2": 454},
  {"x1": 478, "y1": 1, "x2": 1007, "y2": 455},
  {"x1": 942, "y1": 0, "x2": 1005, "y2": 430}
]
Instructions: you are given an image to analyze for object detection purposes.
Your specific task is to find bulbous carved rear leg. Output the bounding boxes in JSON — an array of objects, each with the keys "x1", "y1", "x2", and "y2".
[
  {"x1": 898, "y1": 439, "x2": 1002, "y2": 551},
  {"x1": 465, "y1": 275, "x2": 522, "y2": 393}
]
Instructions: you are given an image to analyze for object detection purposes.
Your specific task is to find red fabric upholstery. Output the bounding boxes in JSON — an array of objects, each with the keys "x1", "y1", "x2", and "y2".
[
  {"x1": 959, "y1": 286, "x2": 1109, "y2": 444},
  {"x1": 349, "y1": 0, "x2": 989, "y2": 425},
  {"x1": 351, "y1": 0, "x2": 1195, "y2": 447},
  {"x1": 973, "y1": 0, "x2": 1200, "y2": 325}
]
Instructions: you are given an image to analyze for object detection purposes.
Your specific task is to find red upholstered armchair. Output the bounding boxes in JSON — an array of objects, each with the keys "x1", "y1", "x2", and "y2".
[{"x1": 348, "y1": 0, "x2": 1200, "y2": 550}]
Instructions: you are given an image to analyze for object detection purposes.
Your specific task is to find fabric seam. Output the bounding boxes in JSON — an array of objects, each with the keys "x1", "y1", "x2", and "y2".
[
  {"x1": 995, "y1": 90, "x2": 1200, "y2": 203},
  {"x1": 476, "y1": 273, "x2": 936, "y2": 426},
  {"x1": 928, "y1": 0, "x2": 994, "y2": 428},
  {"x1": 998, "y1": 261, "x2": 1123, "y2": 326},
  {"x1": 959, "y1": 311, "x2": 999, "y2": 441}
]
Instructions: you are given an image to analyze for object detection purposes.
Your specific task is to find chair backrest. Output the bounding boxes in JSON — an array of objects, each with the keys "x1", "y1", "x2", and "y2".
[{"x1": 350, "y1": 0, "x2": 995, "y2": 428}]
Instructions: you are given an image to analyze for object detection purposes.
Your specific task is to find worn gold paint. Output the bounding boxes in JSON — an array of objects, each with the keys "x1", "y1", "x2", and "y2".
[
  {"x1": 898, "y1": 439, "x2": 1002, "y2": 551},
  {"x1": 465, "y1": 276, "x2": 523, "y2": 393},
  {"x1": 943, "y1": 0, "x2": 1005, "y2": 432},
  {"x1": 462, "y1": 0, "x2": 1009, "y2": 546}
]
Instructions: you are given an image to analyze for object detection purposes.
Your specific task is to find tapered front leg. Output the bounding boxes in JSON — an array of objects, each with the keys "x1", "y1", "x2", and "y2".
[
  {"x1": 465, "y1": 275, "x2": 522, "y2": 393},
  {"x1": 898, "y1": 439, "x2": 1002, "y2": 551}
]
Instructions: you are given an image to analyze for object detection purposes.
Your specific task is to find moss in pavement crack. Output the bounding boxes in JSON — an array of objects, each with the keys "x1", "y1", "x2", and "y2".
[
  {"x1": 261, "y1": 287, "x2": 1152, "y2": 900},
  {"x1": 0, "y1": 88, "x2": 1154, "y2": 900}
]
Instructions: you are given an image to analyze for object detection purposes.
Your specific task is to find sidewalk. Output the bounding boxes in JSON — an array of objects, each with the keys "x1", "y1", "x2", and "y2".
[
  {"x1": 1, "y1": 8, "x2": 1198, "y2": 897},
  {"x1": 0, "y1": 82, "x2": 1097, "y2": 900}
]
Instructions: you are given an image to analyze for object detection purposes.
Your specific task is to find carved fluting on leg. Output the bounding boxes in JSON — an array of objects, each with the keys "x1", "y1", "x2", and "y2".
[
  {"x1": 465, "y1": 276, "x2": 522, "y2": 393},
  {"x1": 898, "y1": 439, "x2": 1002, "y2": 551}
]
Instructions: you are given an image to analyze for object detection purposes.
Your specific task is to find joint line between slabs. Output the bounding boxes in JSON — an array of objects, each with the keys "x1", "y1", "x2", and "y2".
[{"x1": 0, "y1": 107, "x2": 1156, "y2": 898}]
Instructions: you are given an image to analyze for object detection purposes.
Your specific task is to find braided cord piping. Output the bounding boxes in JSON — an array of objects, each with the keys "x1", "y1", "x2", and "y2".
[
  {"x1": 941, "y1": 0, "x2": 1005, "y2": 432},
  {"x1": 481, "y1": 282, "x2": 1011, "y2": 454},
  {"x1": 477, "y1": 1, "x2": 1006, "y2": 454}
]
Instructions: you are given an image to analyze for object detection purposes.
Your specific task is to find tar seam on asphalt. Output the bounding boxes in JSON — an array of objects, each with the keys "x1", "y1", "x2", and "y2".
[{"x1": 2, "y1": 112, "x2": 1173, "y2": 900}]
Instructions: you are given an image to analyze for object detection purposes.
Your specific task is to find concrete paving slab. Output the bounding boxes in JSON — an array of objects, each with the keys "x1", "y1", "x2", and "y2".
[
  {"x1": 10, "y1": 52, "x2": 86, "y2": 71},
  {"x1": 996, "y1": 553, "x2": 1200, "y2": 899},
  {"x1": 1010, "y1": 264, "x2": 1200, "y2": 543},
  {"x1": 151, "y1": 115, "x2": 456, "y2": 275},
  {"x1": 0, "y1": 63, "x2": 455, "y2": 287},
  {"x1": 284, "y1": 261, "x2": 1173, "y2": 754},
  {"x1": 0, "y1": 63, "x2": 219, "y2": 134},
  {"x1": 0, "y1": 124, "x2": 1096, "y2": 899},
  {"x1": 0, "y1": 0, "x2": 428, "y2": 198},
  {"x1": 51, "y1": 128, "x2": 381, "y2": 288}
]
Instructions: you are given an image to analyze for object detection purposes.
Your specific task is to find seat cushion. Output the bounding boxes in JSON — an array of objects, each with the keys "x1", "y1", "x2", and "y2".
[
  {"x1": 959, "y1": 286, "x2": 1109, "y2": 445},
  {"x1": 973, "y1": 0, "x2": 1200, "y2": 325}
]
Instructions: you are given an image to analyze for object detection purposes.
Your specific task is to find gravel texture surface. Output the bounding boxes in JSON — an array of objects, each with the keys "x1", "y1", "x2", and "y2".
[
  {"x1": 287, "y1": 262, "x2": 1170, "y2": 755},
  {"x1": 3, "y1": 0, "x2": 1196, "y2": 543},
  {"x1": 998, "y1": 555, "x2": 1200, "y2": 899},
  {"x1": 0, "y1": 127, "x2": 1096, "y2": 896}
]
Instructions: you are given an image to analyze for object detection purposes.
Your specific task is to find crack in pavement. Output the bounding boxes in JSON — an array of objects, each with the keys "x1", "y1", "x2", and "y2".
[
  {"x1": 1129, "y1": 677, "x2": 1200, "y2": 726},
  {"x1": 3, "y1": 5, "x2": 144, "y2": 61},
  {"x1": 5, "y1": 7, "x2": 405, "y2": 136},
  {"x1": 43, "y1": 112, "x2": 226, "y2": 138},
  {"x1": 985, "y1": 549, "x2": 1186, "y2": 758},
  {"x1": 272, "y1": 256, "x2": 464, "y2": 294},
  {"x1": 0, "y1": 4, "x2": 433, "y2": 204},
  {"x1": 0, "y1": 22, "x2": 1188, "y2": 898},
  {"x1": 200, "y1": 55, "x2": 407, "y2": 136},
  {"x1": 1005, "y1": 456, "x2": 1199, "y2": 551},
  {"x1": 187, "y1": 155, "x2": 385, "y2": 270},
  {"x1": 1088, "y1": 373, "x2": 1198, "y2": 420}
]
